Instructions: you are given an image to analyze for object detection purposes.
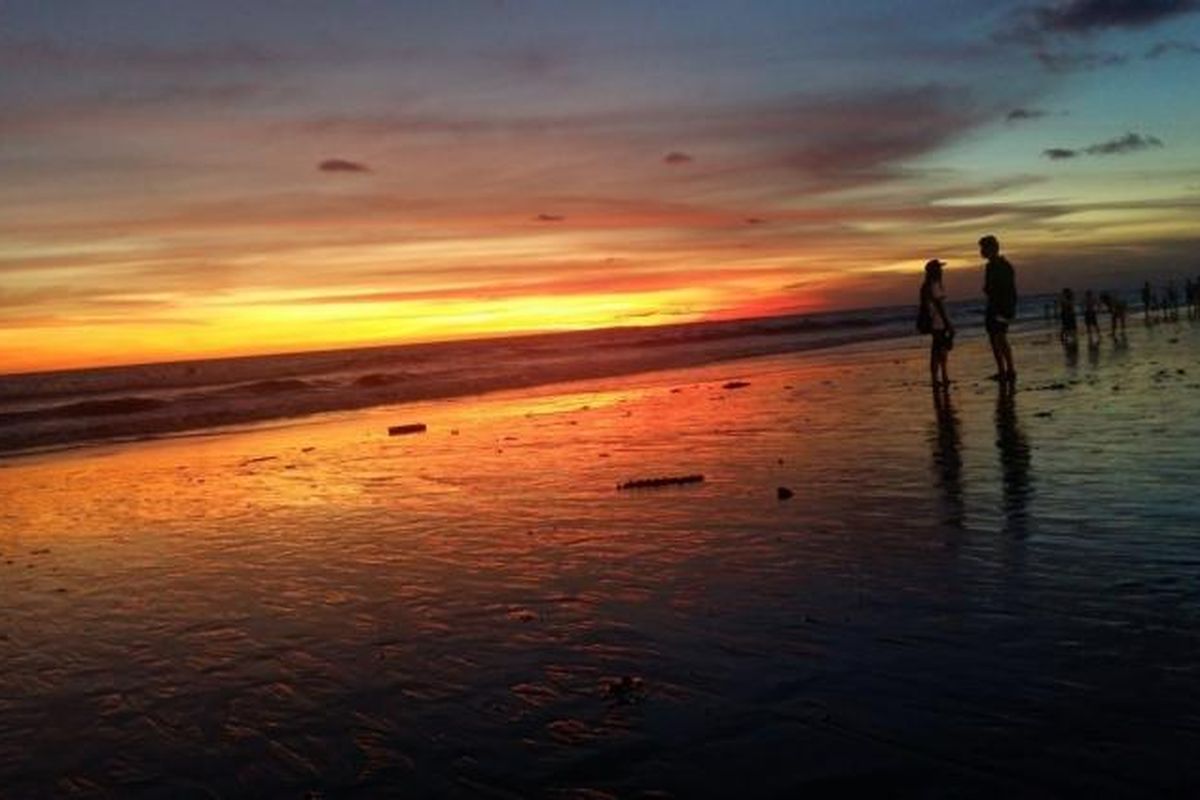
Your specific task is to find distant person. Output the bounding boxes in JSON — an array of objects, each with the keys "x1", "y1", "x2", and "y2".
[
  {"x1": 980, "y1": 234, "x2": 1016, "y2": 382},
  {"x1": 1059, "y1": 288, "x2": 1077, "y2": 346},
  {"x1": 1187, "y1": 278, "x2": 1197, "y2": 320},
  {"x1": 1100, "y1": 292, "x2": 1127, "y2": 338},
  {"x1": 1142, "y1": 281, "x2": 1152, "y2": 322},
  {"x1": 919, "y1": 259, "x2": 954, "y2": 387},
  {"x1": 1166, "y1": 281, "x2": 1180, "y2": 322},
  {"x1": 1083, "y1": 289, "x2": 1100, "y2": 344}
]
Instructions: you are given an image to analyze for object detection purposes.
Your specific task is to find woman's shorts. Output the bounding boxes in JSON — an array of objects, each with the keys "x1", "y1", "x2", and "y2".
[{"x1": 931, "y1": 329, "x2": 953, "y2": 352}]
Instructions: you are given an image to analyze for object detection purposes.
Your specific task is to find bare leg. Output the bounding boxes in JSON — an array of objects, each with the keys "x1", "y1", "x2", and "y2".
[
  {"x1": 995, "y1": 332, "x2": 1015, "y2": 380},
  {"x1": 989, "y1": 332, "x2": 1003, "y2": 377}
]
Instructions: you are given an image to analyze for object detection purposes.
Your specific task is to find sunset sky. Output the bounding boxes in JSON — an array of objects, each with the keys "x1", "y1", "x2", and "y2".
[{"x1": 2, "y1": 0, "x2": 1198, "y2": 372}]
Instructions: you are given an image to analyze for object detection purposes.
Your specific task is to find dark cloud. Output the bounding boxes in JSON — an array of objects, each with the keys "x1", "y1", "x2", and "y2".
[
  {"x1": 758, "y1": 85, "x2": 985, "y2": 189},
  {"x1": 1145, "y1": 40, "x2": 1200, "y2": 58},
  {"x1": 1084, "y1": 132, "x2": 1164, "y2": 155},
  {"x1": 1007, "y1": 108, "x2": 1049, "y2": 122},
  {"x1": 663, "y1": 151, "x2": 694, "y2": 165},
  {"x1": 289, "y1": 84, "x2": 985, "y2": 193},
  {"x1": 1036, "y1": 49, "x2": 1127, "y2": 72},
  {"x1": 1043, "y1": 133, "x2": 1165, "y2": 161},
  {"x1": 535, "y1": 213, "x2": 565, "y2": 222},
  {"x1": 1034, "y1": 0, "x2": 1199, "y2": 33},
  {"x1": 1043, "y1": 148, "x2": 1079, "y2": 160},
  {"x1": 318, "y1": 158, "x2": 371, "y2": 173}
]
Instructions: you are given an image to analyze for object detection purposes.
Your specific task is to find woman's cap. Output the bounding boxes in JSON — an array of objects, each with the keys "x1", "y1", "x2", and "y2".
[{"x1": 925, "y1": 259, "x2": 945, "y2": 272}]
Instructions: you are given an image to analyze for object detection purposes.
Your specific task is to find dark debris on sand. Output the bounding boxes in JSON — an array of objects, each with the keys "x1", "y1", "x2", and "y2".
[
  {"x1": 600, "y1": 675, "x2": 646, "y2": 705},
  {"x1": 617, "y1": 474, "x2": 704, "y2": 490}
]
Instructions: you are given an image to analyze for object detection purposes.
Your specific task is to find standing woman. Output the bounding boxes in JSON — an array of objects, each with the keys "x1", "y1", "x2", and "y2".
[{"x1": 922, "y1": 259, "x2": 954, "y2": 387}]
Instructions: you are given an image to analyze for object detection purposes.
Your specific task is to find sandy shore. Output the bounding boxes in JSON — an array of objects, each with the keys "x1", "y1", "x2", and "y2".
[{"x1": 2, "y1": 320, "x2": 1199, "y2": 797}]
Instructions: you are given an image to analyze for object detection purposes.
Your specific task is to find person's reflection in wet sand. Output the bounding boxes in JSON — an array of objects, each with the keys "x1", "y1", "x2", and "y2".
[
  {"x1": 1063, "y1": 337, "x2": 1080, "y2": 369},
  {"x1": 930, "y1": 387, "x2": 964, "y2": 531},
  {"x1": 994, "y1": 383, "x2": 1032, "y2": 538}
]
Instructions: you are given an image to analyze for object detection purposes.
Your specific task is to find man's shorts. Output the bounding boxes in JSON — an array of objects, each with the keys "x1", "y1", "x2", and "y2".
[{"x1": 985, "y1": 310, "x2": 1010, "y2": 335}]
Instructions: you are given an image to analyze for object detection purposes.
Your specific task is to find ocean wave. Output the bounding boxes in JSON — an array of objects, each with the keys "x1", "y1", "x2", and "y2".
[
  {"x1": 353, "y1": 372, "x2": 411, "y2": 388},
  {"x1": 0, "y1": 396, "x2": 171, "y2": 426},
  {"x1": 214, "y1": 378, "x2": 325, "y2": 396}
]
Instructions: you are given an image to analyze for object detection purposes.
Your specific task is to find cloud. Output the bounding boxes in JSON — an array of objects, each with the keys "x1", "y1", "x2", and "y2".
[
  {"x1": 756, "y1": 85, "x2": 985, "y2": 189},
  {"x1": 0, "y1": 37, "x2": 287, "y2": 71},
  {"x1": 663, "y1": 151, "x2": 694, "y2": 165},
  {"x1": 287, "y1": 84, "x2": 986, "y2": 194},
  {"x1": 534, "y1": 213, "x2": 565, "y2": 222},
  {"x1": 1145, "y1": 40, "x2": 1200, "y2": 58},
  {"x1": 97, "y1": 82, "x2": 269, "y2": 108},
  {"x1": 318, "y1": 158, "x2": 371, "y2": 173},
  {"x1": 1084, "y1": 132, "x2": 1164, "y2": 155},
  {"x1": 1043, "y1": 133, "x2": 1165, "y2": 161},
  {"x1": 1034, "y1": 0, "x2": 1200, "y2": 33},
  {"x1": 1043, "y1": 148, "x2": 1078, "y2": 160},
  {"x1": 1035, "y1": 49, "x2": 1127, "y2": 72},
  {"x1": 1007, "y1": 108, "x2": 1049, "y2": 122}
]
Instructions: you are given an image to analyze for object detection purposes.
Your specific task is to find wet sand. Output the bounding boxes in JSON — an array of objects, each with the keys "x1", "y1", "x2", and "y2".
[{"x1": 2, "y1": 321, "x2": 1199, "y2": 797}]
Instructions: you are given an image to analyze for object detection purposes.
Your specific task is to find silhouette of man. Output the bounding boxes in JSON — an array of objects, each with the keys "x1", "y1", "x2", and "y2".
[{"x1": 980, "y1": 235, "x2": 1016, "y2": 383}]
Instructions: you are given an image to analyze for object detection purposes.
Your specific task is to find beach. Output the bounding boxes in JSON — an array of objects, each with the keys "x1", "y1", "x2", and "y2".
[{"x1": 2, "y1": 321, "x2": 1199, "y2": 797}]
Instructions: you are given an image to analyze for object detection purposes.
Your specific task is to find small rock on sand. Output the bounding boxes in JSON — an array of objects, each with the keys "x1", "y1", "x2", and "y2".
[
  {"x1": 777, "y1": 486, "x2": 794, "y2": 500},
  {"x1": 722, "y1": 380, "x2": 751, "y2": 390},
  {"x1": 601, "y1": 675, "x2": 646, "y2": 704},
  {"x1": 387, "y1": 423, "x2": 427, "y2": 436}
]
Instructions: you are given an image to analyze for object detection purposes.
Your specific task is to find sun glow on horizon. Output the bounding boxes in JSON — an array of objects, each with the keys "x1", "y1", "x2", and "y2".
[{"x1": 3, "y1": 2, "x2": 1198, "y2": 375}]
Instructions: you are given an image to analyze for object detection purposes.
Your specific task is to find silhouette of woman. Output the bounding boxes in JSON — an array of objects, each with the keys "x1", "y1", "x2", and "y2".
[{"x1": 920, "y1": 259, "x2": 954, "y2": 387}]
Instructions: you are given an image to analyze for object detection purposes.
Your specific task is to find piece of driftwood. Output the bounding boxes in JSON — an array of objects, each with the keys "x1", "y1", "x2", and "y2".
[
  {"x1": 387, "y1": 423, "x2": 427, "y2": 436},
  {"x1": 617, "y1": 474, "x2": 704, "y2": 490},
  {"x1": 722, "y1": 380, "x2": 751, "y2": 389}
]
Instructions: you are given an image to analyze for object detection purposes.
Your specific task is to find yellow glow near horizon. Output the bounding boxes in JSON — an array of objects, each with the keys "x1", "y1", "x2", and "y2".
[{"x1": 0, "y1": 286, "x2": 721, "y2": 374}]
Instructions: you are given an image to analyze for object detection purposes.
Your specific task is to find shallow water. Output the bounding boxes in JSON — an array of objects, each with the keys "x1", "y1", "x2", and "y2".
[{"x1": 2, "y1": 322, "x2": 1199, "y2": 797}]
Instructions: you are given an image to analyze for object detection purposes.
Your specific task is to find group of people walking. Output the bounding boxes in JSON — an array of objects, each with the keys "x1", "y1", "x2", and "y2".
[
  {"x1": 1140, "y1": 279, "x2": 1200, "y2": 323},
  {"x1": 919, "y1": 234, "x2": 1016, "y2": 388},
  {"x1": 1055, "y1": 288, "x2": 1127, "y2": 346}
]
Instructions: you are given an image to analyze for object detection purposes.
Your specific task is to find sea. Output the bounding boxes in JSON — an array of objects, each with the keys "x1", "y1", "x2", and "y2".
[{"x1": 0, "y1": 294, "x2": 1075, "y2": 455}]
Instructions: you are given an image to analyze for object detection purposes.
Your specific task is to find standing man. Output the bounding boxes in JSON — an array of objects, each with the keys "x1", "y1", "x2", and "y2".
[{"x1": 980, "y1": 234, "x2": 1016, "y2": 383}]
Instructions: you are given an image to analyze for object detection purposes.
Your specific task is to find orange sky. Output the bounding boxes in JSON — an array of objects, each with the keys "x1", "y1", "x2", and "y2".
[{"x1": 3, "y1": 2, "x2": 1198, "y2": 374}]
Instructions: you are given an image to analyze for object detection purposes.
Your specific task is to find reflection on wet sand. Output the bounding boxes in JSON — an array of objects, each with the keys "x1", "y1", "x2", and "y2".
[
  {"x1": 929, "y1": 387, "x2": 963, "y2": 529},
  {"x1": 4, "y1": 324, "x2": 1200, "y2": 797},
  {"x1": 994, "y1": 383, "x2": 1033, "y2": 538}
]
